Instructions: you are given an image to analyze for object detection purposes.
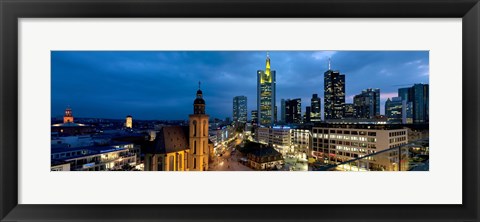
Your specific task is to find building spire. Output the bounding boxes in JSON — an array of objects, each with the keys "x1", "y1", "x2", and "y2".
[
  {"x1": 328, "y1": 57, "x2": 331, "y2": 70},
  {"x1": 198, "y1": 81, "x2": 201, "y2": 90},
  {"x1": 265, "y1": 52, "x2": 271, "y2": 76}
]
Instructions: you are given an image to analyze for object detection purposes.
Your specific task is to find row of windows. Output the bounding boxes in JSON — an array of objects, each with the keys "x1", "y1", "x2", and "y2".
[
  {"x1": 313, "y1": 134, "x2": 377, "y2": 142},
  {"x1": 389, "y1": 131, "x2": 406, "y2": 137},
  {"x1": 314, "y1": 142, "x2": 377, "y2": 149},
  {"x1": 312, "y1": 129, "x2": 378, "y2": 136},
  {"x1": 389, "y1": 137, "x2": 407, "y2": 143}
]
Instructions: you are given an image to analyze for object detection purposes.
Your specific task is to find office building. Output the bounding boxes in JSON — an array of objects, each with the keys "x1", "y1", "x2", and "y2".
[
  {"x1": 285, "y1": 98, "x2": 302, "y2": 124},
  {"x1": 251, "y1": 110, "x2": 258, "y2": 124},
  {"x1": 353, "y1": 88, "x2": 380, "y2": 119},
  {"x1": 324, "y1": 60, "x2": 346, "y2": 120},
  {"x1": 344, "y1": 103, "x2": 354, "y2": 119},
  {"x1": 385, "y1": 97, "x2": 413, "y2": 124},
  {"x1": 310, "y1": 94, "x2": 321, "y2": 122},
  {"x1": 311, "y1": 124, "x2": 408, "y2": 168},
  {"x1": 257, "y1": 52, "x2": 276, "y2": 126},
  {"x1": 280, "y1": 99, "x2": 286, "y2": 123},
  {"x1": 305, "y1": 106, "x2": 311, "y2": 123},
  {"x1": 233, "y1": 96, "x2": 248, "y2": 123},
  {"x1": 398, "y1": 84, "x2": 429, "y2": 123}
]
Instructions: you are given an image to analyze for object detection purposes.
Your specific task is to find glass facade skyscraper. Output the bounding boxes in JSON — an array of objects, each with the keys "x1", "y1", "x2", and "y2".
[
  {"x1": 257, "y1": 53, "x2": 276, "y2": 126},
  {"x1": 324, "y1": 67, "x2": 345, "y2": 120},
  {"x1": 385, "y1": 96, "x2": 413, "y2": 124},
  {"x1": 310, "y1": 94, "x2": 321, "y2": 122},
  {"x1": 353, "y1": 88, "x2": 380, "y2": 119},
  {"x1": 233, "y1": 96, "x2": 247, "y2": 123},
  {"x1": 285, "y1": 98, "x2": 302, "y2": 124},
  {"x1": 398, "y1": 84, "x2": 429, "y2": 124}
]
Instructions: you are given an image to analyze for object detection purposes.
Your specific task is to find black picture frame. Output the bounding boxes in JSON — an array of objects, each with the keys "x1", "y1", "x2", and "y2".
[{"x1": 1, "y1": 0, "x2": 479, "y2": 221}]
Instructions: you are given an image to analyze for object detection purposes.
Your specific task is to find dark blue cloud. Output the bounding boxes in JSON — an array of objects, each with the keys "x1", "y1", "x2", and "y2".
[{"x1": 51, "y1": 51, "x2": 429, "y2": 120}]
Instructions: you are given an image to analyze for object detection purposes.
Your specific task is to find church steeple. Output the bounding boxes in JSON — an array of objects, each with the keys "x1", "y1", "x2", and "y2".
[
  {"x1": 189, "y1": 82, "x2": 210, "y2": 171},
  {"x1": 193, "y1": 82, "x2": 206, "y2": 114},
  {"x1": 63, "y1": 106, "x2": 74, "y2": 123}
]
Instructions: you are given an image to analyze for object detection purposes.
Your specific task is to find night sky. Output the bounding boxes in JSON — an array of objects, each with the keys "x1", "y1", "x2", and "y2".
[{"x1": 51, "y1": 51, "x2": 429, "y2": 120}]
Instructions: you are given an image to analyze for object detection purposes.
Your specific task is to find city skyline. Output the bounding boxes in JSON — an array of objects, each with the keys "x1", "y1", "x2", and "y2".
[{"x1": 52, "y1": 51, "x2": 429, "y2": 120}]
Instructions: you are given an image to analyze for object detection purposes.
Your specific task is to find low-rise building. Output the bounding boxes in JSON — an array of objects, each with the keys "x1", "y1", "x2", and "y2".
[
  {"x1": 51, "y1": 143, "x2": 139, "y2": 171},
  {"x1": 311, "y1": 124, "x2": 408, "y2": 167}
]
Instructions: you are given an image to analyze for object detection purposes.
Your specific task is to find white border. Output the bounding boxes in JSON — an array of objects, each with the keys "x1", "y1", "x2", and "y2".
[{"x1": 19, "y1": 18, "x2": 462, "y2": 204}]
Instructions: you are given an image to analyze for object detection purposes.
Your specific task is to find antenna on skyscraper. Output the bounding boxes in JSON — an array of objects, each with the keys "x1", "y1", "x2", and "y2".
[
  {"x1": 198, "y1": 81, "x2": 201, "y2": 90},
  {"x1": 267, "y1": 51, "x2": 270, "y2": 58},
  {"x1": 328, "y1": 57, "x2": 331, "y2": 70}
]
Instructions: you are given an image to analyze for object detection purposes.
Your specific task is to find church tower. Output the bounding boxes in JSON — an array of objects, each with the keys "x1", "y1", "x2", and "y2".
[
  {"x1": 125, "y1": 115, "x2": 133, "y2": 129},
  {"x1": 188, "y1": 82, "x2": 209, "y2": 171},
  {"x1": 63, "y1": 106, "x2": 74, "y2": 123}
]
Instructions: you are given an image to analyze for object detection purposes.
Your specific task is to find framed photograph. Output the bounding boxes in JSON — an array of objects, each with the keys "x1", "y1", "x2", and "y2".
[{"x1": 1, "y1": 0, "x2": 479, "y2": 221}]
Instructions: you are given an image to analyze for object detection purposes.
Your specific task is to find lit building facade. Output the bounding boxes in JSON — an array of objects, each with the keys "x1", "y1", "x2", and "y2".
[
  {"x1": 385, "y1": 97, "x2": 413, "y2": 124},
  {"x1": 188, "y1": 85, "x2": 210, "y2": 171},
  {"x1": 144, "y1": 85, "x2": 212, "y2": 171},
  {"x1": 310, "y1": 94, "x2": 321, "y2": 122},
  {"x1": 311, "y1": 125, "x2": 408, "y2": 166},
  {"x1": 353, "y1": 88, "x2": 380, "y2": 119},
  {"x1": 233, "y1": 96, "x2": 248, "y2": 123},
  {"x1": 324, "y1": 64, "x2": 346, "y2": 120},
  {"x1": 125, "y1": 115, "x2": 133, "y2": 128},
  {"x1": 285, "y1": 98, "x2": 302, "y2": 124},
  {"x1": 344, "y1": 103, "x2": 355, "y2": 119},
  {"x1": 51, "y1": 143, "x2": 140, "y2": 171},
  {"x1": 257, "y1": 53, "x2": 276, "y2": 126},
  {"x1": 63, "y1": 106, "x2": 74, "y2": 123},
  {"x1": 251, "y1": 110, "x2": 258, "y2": 124}
]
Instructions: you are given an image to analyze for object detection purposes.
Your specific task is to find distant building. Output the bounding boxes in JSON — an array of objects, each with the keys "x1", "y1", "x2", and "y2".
[
  {"x1": 280, "y1": 99, "x2": 286, "y2": 123},
  {"x1": 63, "y1": 106, "x2": 74, "y2": 123},
  {"x1": 324, "y1": 59, "x2": 346, "y2": 120},
  {"x1": 344, "y1": 103, "x2": 354, "y2": 119},
  {"x1": 233, "y1": 96, "x2": 247, "y2": 123},
  {"x1": 398, "y1": 84, "x2": 428, "y2": 123},
  {"x1": 385, "y1": 97, "x2": 412, "y2": 124},
  {"x1": 125, "y1": 115, "x2": 133, "y2": 128},
  {"x1": 353, "y1": 88, "x2": 380, "y2": 119},
  {"x1": 285, "y1": 98, "x2": 302, "y2": 124},
  {"x1": 257, "y1": 52, "x2": 276, "y2": 126},
  {"x1": 251, "y1": 110, "x2": 258, "y2": 124},
  {"x1": 310, "y1": 94, "x2": 321, "y2": 122},
  {"x1": 305, "y1": 106, "x2": 311, "y2": 123}
]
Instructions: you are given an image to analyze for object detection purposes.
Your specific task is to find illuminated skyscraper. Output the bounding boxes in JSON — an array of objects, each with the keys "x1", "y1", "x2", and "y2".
[
  {"x1": 285, "y1": 98, "x2": 302, "y2": 124},
  {"x1": 310, "y1": 94, "x2": 321, "y2": 122},
  {"x1": 353, "y1": 88, "x2": 380, "y2": 119},
  {"x1": 233, "y1": 96, "x2": 247, "y2": 123},
  {"x1": 324, "y1": 59, "x2": 345, "y2": 120},
  {"x1": 63, "y1": 106, "x2": 74, "y2": 123},
  {"x1": 257, "y1": 52, "x2": 276, "y2": 126},
  {"x1": 251, "y1": 110, "x2": 258, "y2": 124}
]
